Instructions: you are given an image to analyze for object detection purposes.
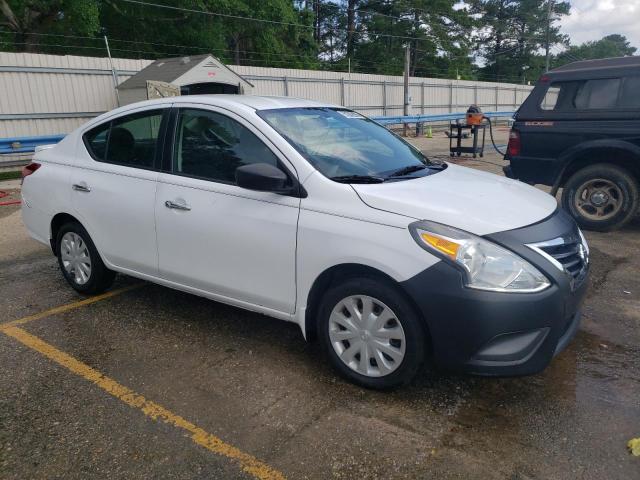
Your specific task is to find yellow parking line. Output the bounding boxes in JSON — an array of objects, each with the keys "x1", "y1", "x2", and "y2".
[
  {"x1": 3, "y1": 325, "x2": 286, "y2": 480},
  {"x1": 0, "y1": 284, "x2": 143, "y2": 331}
]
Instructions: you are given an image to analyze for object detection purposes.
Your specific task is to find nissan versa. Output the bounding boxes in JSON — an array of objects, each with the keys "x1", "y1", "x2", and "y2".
[{"x1": 21, "y1": 96, "x2": 589, "y2": 389}]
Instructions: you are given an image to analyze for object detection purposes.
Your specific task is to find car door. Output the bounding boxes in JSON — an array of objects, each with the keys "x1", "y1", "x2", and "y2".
[
  {"x1": 155, "y1": 105, "x2": 300, "y2": 315},
  {"x1": 72, "y1": 107, "x2": 168, "y2": 276}
]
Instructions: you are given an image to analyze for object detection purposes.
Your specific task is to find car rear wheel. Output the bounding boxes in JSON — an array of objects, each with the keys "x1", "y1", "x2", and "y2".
[
  {"x1": 318, "y1": 277, "x2": 426, "y2": 389},
  {"x1": 56, "y1": 222, "x2": 116, "y2": 294},
  {"x1": 561, "y1": 163, "x2": 639, "y2": 232}
]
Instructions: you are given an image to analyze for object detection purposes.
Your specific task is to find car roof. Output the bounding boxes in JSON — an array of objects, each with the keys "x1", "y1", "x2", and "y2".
[
  {"x1": 114, "y1": 95, "x2": 335, "y2": 113},
  {"x1": 550, "y1": 56, "x2": 640, "y2": 74},
  {"x1": 82, "y1": 95, "x2": 340, "y2": 133},
  {"x1": 196, "y1": 95, "x2": 333, "y2": 110}
]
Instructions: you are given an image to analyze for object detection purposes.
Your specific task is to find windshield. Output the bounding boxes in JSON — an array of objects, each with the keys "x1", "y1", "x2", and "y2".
[{"x1": 258, "y1": 107, "x2": 439, "y2": 182}]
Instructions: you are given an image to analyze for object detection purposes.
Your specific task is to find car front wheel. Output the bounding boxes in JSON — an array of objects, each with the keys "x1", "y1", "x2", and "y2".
[
  {"x1": 318, "y1": 277, "x2": 426, "y2": 389},
  {"x1": 561, "y1": 163, "x2": 639, "y2": 232},
  {"x1": 56, "y1": 222, "x2": 116, "y2": 294}
]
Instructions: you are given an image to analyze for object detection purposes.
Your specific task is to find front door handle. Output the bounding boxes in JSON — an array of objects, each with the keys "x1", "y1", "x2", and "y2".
[
  {"x1": 72, "y1": 183, "x2": 91, "y2": 192},
  {"x1": 165, "y1": 200, "x2": 191, "y2": 211}
]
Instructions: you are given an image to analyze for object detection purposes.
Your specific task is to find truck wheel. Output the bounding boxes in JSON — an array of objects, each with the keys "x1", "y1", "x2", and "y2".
[{"x1": 561, "y1": 164, "x2": 639, "y2": 232}]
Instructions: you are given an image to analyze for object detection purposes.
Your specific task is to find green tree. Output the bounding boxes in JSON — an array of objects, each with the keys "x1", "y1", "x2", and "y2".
[
  {"x1": 99, "y1": 0, "x2": 317, "y2": 68},
  {"x1": 337, "y1": 0, "x2": 474, "y2": 77},
  {"x1": 0, "y1": 0, "x2": 99, "y2": 53},
  {"x1": 555, "y1": 34, "x2": 637, "y2": 66},
  {"x1": 469, "y1": 0, "x2": 569, "y2": 83}
]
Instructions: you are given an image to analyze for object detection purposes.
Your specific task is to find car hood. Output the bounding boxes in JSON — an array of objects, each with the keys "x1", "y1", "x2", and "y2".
[{"x1": 351, "y1": 163, "x2": 558, "y2": 236}]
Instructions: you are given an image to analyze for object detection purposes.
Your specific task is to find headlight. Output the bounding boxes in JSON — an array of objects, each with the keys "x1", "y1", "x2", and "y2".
[{"x1": 410, "y1": 221, "x2": 550, "y2": 293}]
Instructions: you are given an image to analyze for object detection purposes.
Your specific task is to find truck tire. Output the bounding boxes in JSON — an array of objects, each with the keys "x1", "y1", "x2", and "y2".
[{"x1": 561, "y1": 163, "x2": 639, "y2": 232}]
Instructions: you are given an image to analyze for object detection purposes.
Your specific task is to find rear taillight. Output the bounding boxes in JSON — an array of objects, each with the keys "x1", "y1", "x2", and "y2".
[
  {"x1": 507, "y1": 130, "x2": 521, "y2": 157},
  {"x1": 21, "y1": 162, "x2": 41, "y2": 184}
]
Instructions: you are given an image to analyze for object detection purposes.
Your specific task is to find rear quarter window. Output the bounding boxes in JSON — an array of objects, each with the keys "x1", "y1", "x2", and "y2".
[{"x1": 84, "y1": 122, "x2": 110, "y2": 161}]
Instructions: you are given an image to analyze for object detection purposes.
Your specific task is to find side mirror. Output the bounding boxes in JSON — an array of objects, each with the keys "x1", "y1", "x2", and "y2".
[{"x1": 235, "y1": 163, "x2": 290, "y2": 193}]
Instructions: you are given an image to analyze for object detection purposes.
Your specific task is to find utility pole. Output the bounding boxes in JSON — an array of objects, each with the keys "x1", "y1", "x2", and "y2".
[
  {"x1": 104, "y1": 35, "x2": 120, "y2": 107},
  {"x1": 347, "y1": 57, "x2": 351, "y2": 108},
  {"x1": 403, "y1": 44, "x2": 410, "y2": 136},
  {"x1": 545, "y1": 0, "x2": 553, "y2": 72}
]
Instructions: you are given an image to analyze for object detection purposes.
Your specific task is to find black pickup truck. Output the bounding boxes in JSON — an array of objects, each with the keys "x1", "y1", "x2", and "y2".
[{"x1": 504, "y1": 56, "x2": 640, "y2": 231}]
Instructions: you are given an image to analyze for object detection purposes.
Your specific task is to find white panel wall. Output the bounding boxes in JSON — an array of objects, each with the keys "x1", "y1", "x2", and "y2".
[
  {"x1": 0, "y1": 52, "x2": 533, "y2": 139},
  {"x1": 0, "y1": 52, "x2": 152, "y2": 137}
]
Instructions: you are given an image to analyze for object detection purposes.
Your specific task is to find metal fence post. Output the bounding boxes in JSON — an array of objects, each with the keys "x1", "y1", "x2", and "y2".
[
  {"x1": 340, "y1": 77, "x2": 345, "y2": 106},
  {"x1": 449, "y1": 82, "x2": 453, "y2": 113},
  {"x1": 474, "y1": 85, "x2": 478, "y2": 106},
  {"x1": 421, "y1": 82, "x2": 425, "y2": 114},
  {"x1": 514, "y1": 86, "x2": 517, "y2": 109},
  {"x1": 283, "y1": 76, "x2": 289, "y2": 96},
  {"x1": 382, "y1": 81, "x2": 387, "y2": 116},
  {"x1": 495, "y1": 85, "x2": 499, "y2": 111}
]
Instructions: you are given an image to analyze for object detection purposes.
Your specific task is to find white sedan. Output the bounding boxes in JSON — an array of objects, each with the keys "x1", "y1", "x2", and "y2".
[{"x1": 21, "y1": 95, "x2": 588, "y2": 388}]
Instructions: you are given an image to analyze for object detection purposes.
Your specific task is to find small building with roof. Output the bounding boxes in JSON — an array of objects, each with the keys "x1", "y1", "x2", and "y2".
[{"x1": 116, "y1": 54, "x2": 253, "y2": 105}]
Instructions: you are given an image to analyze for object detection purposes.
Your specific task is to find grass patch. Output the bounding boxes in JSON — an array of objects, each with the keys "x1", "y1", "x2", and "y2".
[{"x1": 0, "y1": 170, "x2": 21, "y2": 181}]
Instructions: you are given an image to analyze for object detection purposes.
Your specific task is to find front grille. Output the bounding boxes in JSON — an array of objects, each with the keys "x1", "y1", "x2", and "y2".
[{"x1": 528, "y1": 236, "x2": 589, "y2": 289}]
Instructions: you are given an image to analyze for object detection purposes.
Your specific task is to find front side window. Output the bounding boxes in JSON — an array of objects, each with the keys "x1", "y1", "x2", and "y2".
[
  {"x1": 173, "y1": 108, "x2": 280, "y2": 184},
  {"x1": 83, "y1": 109, "x2": 163, "y2": 168},
  {"x1": 258, "y1": 108, "x2": 434, "y2": 181}
]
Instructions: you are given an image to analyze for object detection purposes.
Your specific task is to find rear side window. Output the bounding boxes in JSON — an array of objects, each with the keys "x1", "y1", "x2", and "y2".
[
  {"x1": 173, "y1": 108, "x2": 279, "y2": 184},
  {"x1": 539, "y1": 79, "x2": 622, "y2": 111},
  {"x1": 83, "y1": 109, "x2": 164, "y2": 169},
  {"x1": 540, "y1": 86, "x2": 560, "y2": 110},
  {"x1": 539, "y1": 81, "x2": 582, "y2": 111},
  {"x1": 574, "y1": 78, "x2": 621, "y2": 109},
  {"x1": 620, "y1": 76, "x2": 640, "y2": 108}
]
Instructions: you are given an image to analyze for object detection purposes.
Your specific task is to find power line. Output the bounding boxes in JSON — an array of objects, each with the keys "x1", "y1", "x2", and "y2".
[
  {"x1": 118, "y1": 0, "x2": 438, "y2": 44},
  {"x1": 0, "y1": 37, "x2": 524, "y2": 82}
]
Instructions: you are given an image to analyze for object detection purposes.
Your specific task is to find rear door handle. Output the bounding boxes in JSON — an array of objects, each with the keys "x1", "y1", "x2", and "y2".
[
  {"x1": 165, "y1": 200, "x2": 191, "y2": 211},
  {"x1": 72, "y1": 183, "x2": 91, "y2": 192}
]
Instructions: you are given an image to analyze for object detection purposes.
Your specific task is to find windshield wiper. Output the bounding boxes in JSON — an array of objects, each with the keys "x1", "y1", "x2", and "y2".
[
  {"x1": 387, "y1": 164, "x2": 428, "y2": 177},
  {"x1": 427, "y1": 162, "x2": 446, "y2": 170},
  {"x1": 330, "y1": 174, "x2": 386, "y2": 184}
]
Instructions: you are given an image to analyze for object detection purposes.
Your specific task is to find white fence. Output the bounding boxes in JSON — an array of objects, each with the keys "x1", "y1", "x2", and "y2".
[{"x1": 0, "y1": 52, "x2": 534, "y2": 138}]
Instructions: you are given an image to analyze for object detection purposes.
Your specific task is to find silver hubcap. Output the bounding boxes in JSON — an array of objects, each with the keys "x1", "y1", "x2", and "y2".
[
  {"x1": 574, "y1": 178, "x2": 623, "y2": 221},
  {"x1": 60, "y1": 232, "x2": 92, "y2": 285},
  {"x1": 328, "y1": 295, "x2": 406, "y2": 378}
]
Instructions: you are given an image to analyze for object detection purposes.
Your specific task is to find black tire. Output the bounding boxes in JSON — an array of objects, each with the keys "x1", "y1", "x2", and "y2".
[
  {"x1": 318, "y1": 277, "x2": 426, "y2": 389},
  {"x1": 561, "y1": 163, "x2": 639, "y2": 232},
  {"x1": 56, "y1": 222, "x2": 116, "y2": 294}
]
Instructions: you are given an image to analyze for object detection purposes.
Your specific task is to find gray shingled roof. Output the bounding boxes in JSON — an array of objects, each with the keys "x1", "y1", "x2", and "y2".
[
  {"x1": 551, "y1": 56, "x2": 640, "y2": 73},
  {"x1": 117, "y1": 54, "x2": 211, "y2": 90}
]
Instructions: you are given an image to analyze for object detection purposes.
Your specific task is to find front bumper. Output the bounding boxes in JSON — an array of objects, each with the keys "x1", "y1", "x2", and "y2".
[{"x1": 401, "y1": 209, "x2": 588, "y2": 376}]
